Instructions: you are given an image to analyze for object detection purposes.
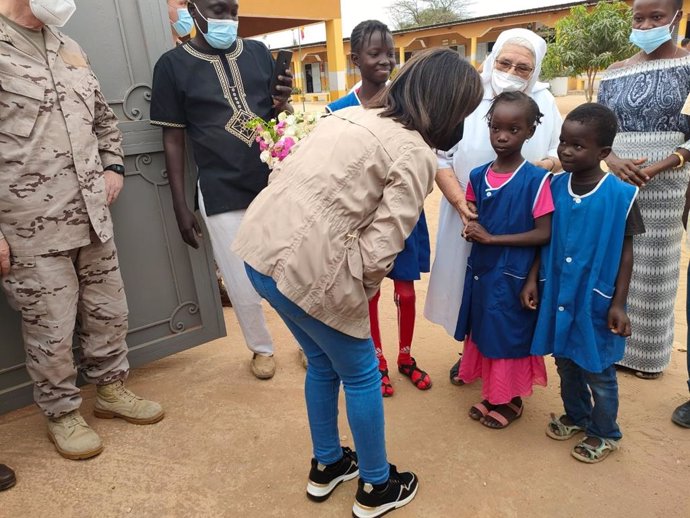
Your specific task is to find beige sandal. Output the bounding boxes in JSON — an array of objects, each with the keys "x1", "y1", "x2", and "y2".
[
  {"x1": 571, "y1": 437, "x2": 619, "y2": 464},
  {"x1": 545, "y1": 413, "x2": 584, "y2": 441}
]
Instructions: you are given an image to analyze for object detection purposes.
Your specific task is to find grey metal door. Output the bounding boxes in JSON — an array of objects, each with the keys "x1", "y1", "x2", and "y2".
[{"x1": 0, "y1": 0, "x2": 226, "y2": 414}]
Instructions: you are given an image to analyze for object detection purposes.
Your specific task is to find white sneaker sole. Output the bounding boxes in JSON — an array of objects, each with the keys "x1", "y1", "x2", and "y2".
[
  {"x1": 306, "y1": 469, "x2": 359, "y2": 502},
  {"x1": 351, "y1": 482, "x2": 419, "y2": 518}
]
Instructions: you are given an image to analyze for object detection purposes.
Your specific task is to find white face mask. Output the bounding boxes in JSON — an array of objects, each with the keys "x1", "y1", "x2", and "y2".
[
  {"x1": 29, "y1": 0, "x2": 76, "y2": 27},
  {"x1": 491, "y1": 69, "x2": 529, "y2": 94}
]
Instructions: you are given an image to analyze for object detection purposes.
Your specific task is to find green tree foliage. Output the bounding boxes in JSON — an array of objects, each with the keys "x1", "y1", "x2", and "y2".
[
  {"x1": 543, "y1": 1, "x2": 637, "y2": 101},
  {"x1": 387, "y1": 0, "x2": 472, "y2": 30}
]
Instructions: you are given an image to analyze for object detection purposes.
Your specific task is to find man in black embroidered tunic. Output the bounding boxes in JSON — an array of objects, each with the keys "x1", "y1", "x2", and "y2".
[{"x1": 151, "y1": 0, "x2": 294, "y2": 379}]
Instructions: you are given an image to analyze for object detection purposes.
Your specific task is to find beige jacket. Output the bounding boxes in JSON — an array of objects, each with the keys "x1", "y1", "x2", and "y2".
[{"x1": 233, "y1": 107, "x2": 436, "y2": 338}]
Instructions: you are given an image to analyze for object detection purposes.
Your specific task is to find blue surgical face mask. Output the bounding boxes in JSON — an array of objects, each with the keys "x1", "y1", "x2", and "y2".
[
  {"x1": 629, "y1": 10, "x2": 679, "y2": 54},
  {"x1": 192, "y1": 4, "x2": 239, "y2": 50},
  {"x1": 172, "y1": 8, "x2": 194, "y2": 37}
]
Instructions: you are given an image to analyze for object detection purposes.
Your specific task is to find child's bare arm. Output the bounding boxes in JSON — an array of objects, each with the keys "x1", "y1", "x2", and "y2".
[
  {"x1": 463, "y1": 214, "x2": 552, "y2": 247},
  {"x1": 608, "y1": 236, "x2": 633, "y2": 336},
  {"x1": 520, "y1": 253, "x2": 541, "y2": 310},
  {"x1": 460, "y1": 202, "x2": 479, "y2": 239}
]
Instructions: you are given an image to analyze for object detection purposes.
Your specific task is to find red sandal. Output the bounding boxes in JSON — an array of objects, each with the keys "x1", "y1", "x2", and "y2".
[
  {"x1": 380, "y1": 369, "x2": 394, "y2": 397},
  {"x1": 398, "y1": 358, "x2": 432, "y2": 390}
]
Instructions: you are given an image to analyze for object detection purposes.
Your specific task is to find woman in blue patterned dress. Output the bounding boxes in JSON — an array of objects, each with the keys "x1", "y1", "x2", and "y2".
[{"x1": 598, "y1": 0, "x2": 690, "y2": 378}]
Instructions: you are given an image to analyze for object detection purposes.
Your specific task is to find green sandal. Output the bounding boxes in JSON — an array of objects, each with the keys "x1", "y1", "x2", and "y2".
[
  {"x1": 545, "y1": 413, "x2": 584, "y2": 441},
  {"x1": 571, "y1": 437, "x2": 619, "y2": 464}
]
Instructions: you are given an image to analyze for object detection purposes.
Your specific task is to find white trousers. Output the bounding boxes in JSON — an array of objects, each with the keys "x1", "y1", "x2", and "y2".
[{"x1": 198, "y1": 189, "x2": 274, "y2": 356}]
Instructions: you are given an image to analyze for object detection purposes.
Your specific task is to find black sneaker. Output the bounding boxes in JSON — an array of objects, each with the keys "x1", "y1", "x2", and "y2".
[
  {"x1": 306, "y1": 447, "x2": 359, "y2": 502},
  {"x1": 352, "y1": 464, "x2": 418, "y2": 518}
]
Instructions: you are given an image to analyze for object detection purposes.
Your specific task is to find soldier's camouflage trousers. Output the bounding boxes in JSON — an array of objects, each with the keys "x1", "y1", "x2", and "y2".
[{"x1": 1, "y1": 237, "x2": 130, "y2": 418}]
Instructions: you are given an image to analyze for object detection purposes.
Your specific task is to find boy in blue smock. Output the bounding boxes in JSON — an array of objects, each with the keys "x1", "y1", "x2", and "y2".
[{"x1": 525, "y1": 103, "x2": 645, "y2": 463}]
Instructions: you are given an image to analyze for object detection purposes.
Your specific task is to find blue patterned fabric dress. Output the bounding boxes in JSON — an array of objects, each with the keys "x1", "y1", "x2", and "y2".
[{"x1": 598, "y1": 56, "x2": 690, "y2": 373}]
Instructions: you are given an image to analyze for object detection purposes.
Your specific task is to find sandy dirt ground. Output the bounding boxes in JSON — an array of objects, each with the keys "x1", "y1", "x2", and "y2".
[{"x1": 1, "y1": 95, "x2": 690, "y2": 518}]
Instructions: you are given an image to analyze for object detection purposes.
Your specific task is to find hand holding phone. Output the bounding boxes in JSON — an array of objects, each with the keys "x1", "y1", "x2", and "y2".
[{"x1": 270, "y1": 49, "x2": 294, "y2": 98}]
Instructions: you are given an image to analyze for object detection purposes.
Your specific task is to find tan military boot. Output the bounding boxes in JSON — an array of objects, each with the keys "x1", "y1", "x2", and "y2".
[
  {"x1": 94, "y1": 381, "x2": 164, "y2": 425},
  {"x1": 47, "y1": 410, "x2": 103, "y2": 460}
]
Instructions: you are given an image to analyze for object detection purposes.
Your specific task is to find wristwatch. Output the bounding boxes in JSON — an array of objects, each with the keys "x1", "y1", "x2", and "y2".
[{"x1": 104, "y1": 164, "x2": 125, "y2": 176}]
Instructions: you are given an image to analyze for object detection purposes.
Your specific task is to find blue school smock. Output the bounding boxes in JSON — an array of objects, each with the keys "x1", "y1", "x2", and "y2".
[
  {"x1": 454, "y1": 160, "x2": 551, "y2": 358},
  {"x1": 326, "y1": 91, "x2": 361, "y2": 112},
  {"x1": 327, "y1": 91, "x2": 431, "y2": 281},
  {"x1": 530, "y1": 173, "x2": 638, "y2": 373}
]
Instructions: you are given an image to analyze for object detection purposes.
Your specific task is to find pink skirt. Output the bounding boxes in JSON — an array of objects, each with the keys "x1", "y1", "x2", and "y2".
[{"x1": 459, "y1": 335, "x2": 547, "y2": 405}]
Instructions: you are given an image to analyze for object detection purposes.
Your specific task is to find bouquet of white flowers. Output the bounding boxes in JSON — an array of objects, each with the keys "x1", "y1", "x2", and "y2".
[{"x1": 246, "y1": 111, "x2": 320, "y2": 169}]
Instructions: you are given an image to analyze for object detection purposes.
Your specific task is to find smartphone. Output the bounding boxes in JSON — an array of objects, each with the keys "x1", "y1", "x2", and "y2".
[{"x1": 269, "y1": 49, "x2": 294, "y2": 96}]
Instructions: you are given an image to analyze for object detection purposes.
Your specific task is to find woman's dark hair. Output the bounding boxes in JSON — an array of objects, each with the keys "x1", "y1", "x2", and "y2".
[
  {"x1": 486, "y1": 91, "x2": 543, "y2": 127},
  {"x1": 350, "y1": 20, "x2": 391, "y2": 54},
  {"x1": 369, "y1": 48, "x2": 484, "y2": 150},
  {"x1": 565, "y1": 103, "x2": 618, "y2": 147}
]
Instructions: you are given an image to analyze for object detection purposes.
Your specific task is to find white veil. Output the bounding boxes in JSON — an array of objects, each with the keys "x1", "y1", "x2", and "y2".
[{"x1": 479, "y1": 28, "x2": 550, "y2": 95}]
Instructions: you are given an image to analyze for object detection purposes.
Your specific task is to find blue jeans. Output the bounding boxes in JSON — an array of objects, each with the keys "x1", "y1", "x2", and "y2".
[
  {"x1": 555, "y1": 357, "x2": 622, "y2": 441},
  {"x1": 245, "y1": 264, "x2": 390, "y2": 484}
]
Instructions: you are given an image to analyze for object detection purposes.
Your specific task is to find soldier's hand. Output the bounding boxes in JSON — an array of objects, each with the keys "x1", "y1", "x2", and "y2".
[
  {"x1": 104, "y1": 171, "x2": 124, "y2": 206},
  {"x1": 175, "y1": 207, "x2": 202, "y2": 249},
  {"x1": 0, "y1": 238, "x2": 10, "y2": 277}
]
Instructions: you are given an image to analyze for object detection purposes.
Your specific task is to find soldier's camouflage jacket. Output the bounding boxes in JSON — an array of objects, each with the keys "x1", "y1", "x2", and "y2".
[{"x1": 0, "y1": 18, "x2": 123, "y2": 256}]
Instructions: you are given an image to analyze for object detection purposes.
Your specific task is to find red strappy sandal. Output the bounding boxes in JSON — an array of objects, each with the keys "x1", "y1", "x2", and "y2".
[
  {"x1": 397, "y1": 358, "x2": 432, "y2": 390},
  {"x1": 380, "y1": 369, "x2": 394, "y2": 397}
]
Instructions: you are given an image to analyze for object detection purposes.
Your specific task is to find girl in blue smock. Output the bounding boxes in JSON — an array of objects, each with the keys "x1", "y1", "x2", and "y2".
[
  {"x1": 456, "y1": 92, "x2": 553, "y2": 429},
  {"x1": 327, "y1": 20, "x2": 432, "y2": 397}
]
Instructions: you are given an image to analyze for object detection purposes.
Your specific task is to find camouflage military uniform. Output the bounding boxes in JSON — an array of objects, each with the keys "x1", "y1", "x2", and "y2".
[{"x1": 0, "y1": 17, "x2": 130, "y2": 418}]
